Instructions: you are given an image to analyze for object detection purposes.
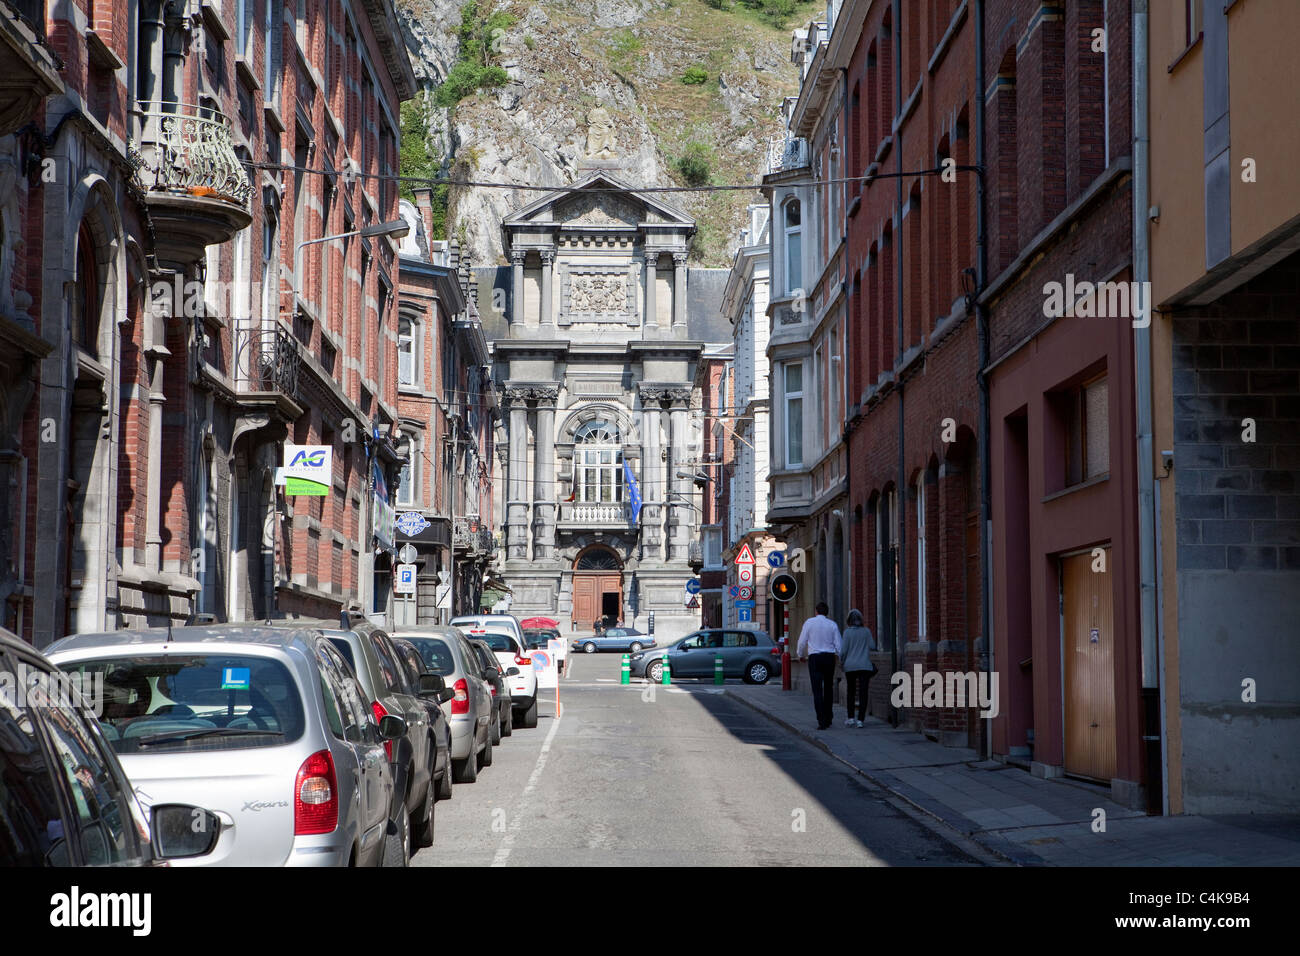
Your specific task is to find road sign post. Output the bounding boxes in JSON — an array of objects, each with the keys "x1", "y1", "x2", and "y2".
[
  {"x1": 714, "y1": 656, "x2": 724, "y2": 685},
  {"x1": 661, "y1": 652, "x2": 671, "y2": 685},
  {"x1": 621, "y1": 654, "x2": 631, "y2": 685}
]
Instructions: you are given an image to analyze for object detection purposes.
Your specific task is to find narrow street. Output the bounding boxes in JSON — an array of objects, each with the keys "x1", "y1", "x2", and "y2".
[{"x1": 414, "y1": 653, "x2": 981, "y2": 867}]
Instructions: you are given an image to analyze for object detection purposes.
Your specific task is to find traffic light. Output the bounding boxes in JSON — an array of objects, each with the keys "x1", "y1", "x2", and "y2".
[{"x1": 770, "y1": 572, "x2": 797, "y2": 603}]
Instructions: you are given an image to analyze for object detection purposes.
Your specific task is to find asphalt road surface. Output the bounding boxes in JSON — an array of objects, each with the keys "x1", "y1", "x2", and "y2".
[{"x1": 412, "y1": 651, "x2": 983, "y2": 866}]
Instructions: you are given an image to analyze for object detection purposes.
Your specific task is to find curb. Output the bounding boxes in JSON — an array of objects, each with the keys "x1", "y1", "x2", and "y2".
[{"x1": 721, "y1": 687, "x2": 1033, "y2": 866}]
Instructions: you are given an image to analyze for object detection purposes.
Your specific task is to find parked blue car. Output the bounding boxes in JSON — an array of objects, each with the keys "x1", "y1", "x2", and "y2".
[{"x1": 571, "y1": 627, "x2": 656, "y2": 654}]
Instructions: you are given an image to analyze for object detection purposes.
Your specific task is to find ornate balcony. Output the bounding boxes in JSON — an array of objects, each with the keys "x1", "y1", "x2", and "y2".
[
  {"x1": 558, "y1": 502, "x2": 631, "y2": 529},
  {"x1": 131, "y1": 102, "x2": 253, "y2": 263},
  {"x1": 232, "y1": 323, "x2": 300, "y2": 400},
  {"x1": 454, "y1": 517, "x2": 486, "y2": 553}
]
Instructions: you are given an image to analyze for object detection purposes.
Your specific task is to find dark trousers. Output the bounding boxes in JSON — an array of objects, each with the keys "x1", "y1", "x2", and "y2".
[
  {"x1": 845, "y1": 670, "x2": 873, "y2": 721},
  {"x1": 808, "y1": 653, "x2": 837, "y2": 728}
]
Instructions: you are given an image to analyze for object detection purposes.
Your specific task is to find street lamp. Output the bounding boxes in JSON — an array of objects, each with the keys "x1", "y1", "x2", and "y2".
[{"x1": 291, "y1": 219, "x2": 411, "y2": 307}]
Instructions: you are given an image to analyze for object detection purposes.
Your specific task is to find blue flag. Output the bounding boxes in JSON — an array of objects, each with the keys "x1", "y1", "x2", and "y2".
[{"x1": 624, "y1": 460, "x2": 642, "y2": 524}]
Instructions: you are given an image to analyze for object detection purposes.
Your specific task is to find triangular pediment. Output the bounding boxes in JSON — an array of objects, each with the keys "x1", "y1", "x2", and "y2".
[{"x1": 502, "y1": 172, "x2": 695, "y2": 231}]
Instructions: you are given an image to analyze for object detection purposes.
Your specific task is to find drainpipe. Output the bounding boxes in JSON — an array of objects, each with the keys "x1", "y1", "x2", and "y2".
[
  {"x1": 891, "y1": 0, "x2": 906, "y2": 727},
  {"x1": 1131, "y1": 0, "x2": 1165, "y2": 815},
  {"x1": 974, "y1": 0, "x2": 994, "y2": 760}
]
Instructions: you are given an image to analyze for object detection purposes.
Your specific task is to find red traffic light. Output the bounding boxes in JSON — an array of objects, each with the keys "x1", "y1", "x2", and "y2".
[{"x1": 770, "y1": 572, "x2": 797, "y2": 603}]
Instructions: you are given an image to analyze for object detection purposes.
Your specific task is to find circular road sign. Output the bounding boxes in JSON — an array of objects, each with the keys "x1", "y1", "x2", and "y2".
[
  {"x1": 767, "y1": 551, "x2": 786, "y2": 569},
  {"x1": 737, "y1": 565, "x2": 753, "y2": 586},
  {"x1": 685, "y1": 578, "x2": 702, "y2": 595},
  {"x1": 770, "y1": 572, "x2": 798, "y2": 603},
  {"x1": 398, "y1": 543, "x2": 418, "y2": 565},
  {"x1": 738, "y1": 585, "x2": 753, "y2": 600}
]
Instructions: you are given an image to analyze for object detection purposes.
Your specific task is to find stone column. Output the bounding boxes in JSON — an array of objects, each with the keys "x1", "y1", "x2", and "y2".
[
  {"x1": 667, "y1": 388, "x2": 692, "y2": 562},
  {"x1": 643, "y1": 251, "x2": 658, "y2": 331},
  {"x1": 539, "y1": 250, "x2": 554, "y2": 328},
  {"x1": 531, "y1": 385, "x2": 558, "y2": 560},
  {"x1": 505, "y1": 387, "x2": 530, "y2": 560},
  {"x1": 638, "y1": 385, "x2": 664, "y2": 563},
  {"x1": 510, "y1": 250, "x2": 525, "y2": 327},
  {"x1": 672, "y1": 252, "x2": 688, "y2": 335}
]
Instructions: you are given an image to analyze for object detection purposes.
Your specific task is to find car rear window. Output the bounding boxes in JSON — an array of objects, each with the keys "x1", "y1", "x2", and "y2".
[
  {"x1": 480, "y1": 633, "x2": 518, "y2": 654},
  {"x1": 328, "y1": 638, "x2": 357, "y2": 674},
  {"x1": 61, "y1": 655, "x2": 304, "y2": 754},
  {"x1": 405, "y1": 638, "x2": 456, "y2": 676}
]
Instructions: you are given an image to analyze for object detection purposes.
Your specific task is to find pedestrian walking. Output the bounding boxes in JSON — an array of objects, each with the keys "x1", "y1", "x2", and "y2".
[
  {"x1": 796, "y1": 601, "x2": 842, "y2": 730},
  {"x1": 840, "y1": 609, "x2": 877, "y2": 727}
]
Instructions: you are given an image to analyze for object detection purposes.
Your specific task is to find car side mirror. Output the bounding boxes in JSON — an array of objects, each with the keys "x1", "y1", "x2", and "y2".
[
  {"x1": 378, "y1": 714, "x2": 407, "y2": 740},
  {"x1": 506, "y1": 667, "x2": 520, "y2": 676},
  {"x1": 418, "y1": 673, "x2": 446, "y2": 697},
  {"x1": 151, "y1": 804, "x2": 221, "y2": 860}
]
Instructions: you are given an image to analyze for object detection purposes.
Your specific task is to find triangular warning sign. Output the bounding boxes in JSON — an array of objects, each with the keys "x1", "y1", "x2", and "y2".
[
  {"x1": 687, "y1": 595, "x2": 700, "y2": 608},
  {"x1": 735, "y1": 542, "x2": 755, "y2": 564}
]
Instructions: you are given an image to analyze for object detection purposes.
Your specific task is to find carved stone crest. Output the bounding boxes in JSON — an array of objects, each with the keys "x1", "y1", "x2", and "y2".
[{"x1": 570, "y1": 273, "x2": 627, "y2": 314}]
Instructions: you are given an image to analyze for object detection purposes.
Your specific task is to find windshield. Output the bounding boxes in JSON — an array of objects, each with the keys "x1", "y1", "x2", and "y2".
[
  {"x1": 61, "y1": 655, "x2": 305, "y2": 754},
  {"x1": 404, "y1": 638, "x2": 456, "y2": 676}
]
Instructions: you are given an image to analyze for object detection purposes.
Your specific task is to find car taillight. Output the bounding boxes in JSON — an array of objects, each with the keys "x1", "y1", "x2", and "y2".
[
  {"x1": 294, "y1": 750, "x2": 338, "y2": 835},
  {"x1": 452, "y1": 678, "x2": 469, "y2": 715},
  {"x1": 770, "y1": 646, "x2": 782, "y2": 656},
  {"x1": 372, "y1": 701, "x2": 392, "y2": 761},
  {"x1": 515, "y1": 655, "x2": 531, "y2": 666},
  {"x1": 488, "y1": 684, "x2": 497, "y2": 697}
]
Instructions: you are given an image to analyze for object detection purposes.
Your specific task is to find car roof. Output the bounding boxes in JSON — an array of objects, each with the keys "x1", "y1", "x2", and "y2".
[
  {"x1": 47, "y1": 623, "x2": 323, "y2": 656},
  {"x1": 0, "y1": 626, "x2": 57, "y2": 669}
]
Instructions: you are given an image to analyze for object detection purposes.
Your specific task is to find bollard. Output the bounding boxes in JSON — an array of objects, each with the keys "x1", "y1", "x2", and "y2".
[
  {"x1": 661, "y1": 652, "x2": 671, "y2": 685},
  {"x1": 781, "y1": 640, "x2": 791, "y2": 691},
  {"x1": 714, "y1": 656, "x2": 724, "y2": 685},
  {"x1": 620, "y1": 654, "x2": 630, "y2": 685}
]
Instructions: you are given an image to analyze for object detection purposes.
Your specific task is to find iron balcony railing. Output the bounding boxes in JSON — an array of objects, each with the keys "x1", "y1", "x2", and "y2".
[
  {"x1": 131, "y1": 101, "x2": 253, "y2": 207},
  {"x1": 232, "y1": 322, "x2": 300, "y2": 398}
]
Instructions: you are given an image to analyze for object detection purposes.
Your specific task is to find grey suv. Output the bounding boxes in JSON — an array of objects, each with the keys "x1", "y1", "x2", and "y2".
[
  {"x1": 47, "y1": 623, "x2": 408, "y2": 866},
  {"x1": 628, "y1": 628, "x2": 783, "y2": 684}
]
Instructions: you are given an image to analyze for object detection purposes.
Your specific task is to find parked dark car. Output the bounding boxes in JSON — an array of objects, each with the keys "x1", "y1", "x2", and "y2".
[
  {"x1": 0, "y1": 625, "x2": 225, "y2": 867},
  {"x1": 390, "y1": 637, "x2": 455, "y2": 801},
  {"x1": 628, "y1": 628, "x2": 782, "y2": 684},
  {"x1": 467, "y1": 638, "x2": 516, "y2": 744},
  {"x1": 316, "y1": 615, "x2": 441, "y2": 855}
]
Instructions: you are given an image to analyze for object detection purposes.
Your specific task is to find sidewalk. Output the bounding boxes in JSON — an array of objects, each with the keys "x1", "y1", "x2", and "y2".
[{"x1": 722, "y1": 682, "x2": 1300, "y2": 866}]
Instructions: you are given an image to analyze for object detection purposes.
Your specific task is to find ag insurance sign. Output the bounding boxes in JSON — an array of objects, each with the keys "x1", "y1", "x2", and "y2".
[{"x1": 281, "y1": 444, "x2": 333, "y2": 496}]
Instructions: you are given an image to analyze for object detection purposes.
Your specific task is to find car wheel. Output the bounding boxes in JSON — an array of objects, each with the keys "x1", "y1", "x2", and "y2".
[
  {"x1": 412, "y1": 777, "x2": 435, "y2": 849},
  {"x1": 438, "y1": 761, "x2": 453, "y2": 800},
  {"x1": 583, "y1": 642, "x2": 597, "y2": 654},
  {"x1": 646, "y1": 660, "x2": 664, "y2": 683},
  {"x1": 490, "y1": 707, "x2": 502, "y2": 744},
  {"x1": 629, "y1": 642, "x2": 643, "y2": 653},
  {"x1": 746, "y1": 661, "x2": 771, "y2": 685},
  {"x1": 521, "y1": 698, "x2": 538, "y2": 729},
  {"x1": 453, "y1": 750, "x2": 478, "y2": 784},
  {"x1": 382, "y1": 807, "x2": 410, "y2": 867},
  {"x1": 502, "y1": 707, "x2": 513, "y2": 737},
  {"x1": 479, "y1": 734, "x2": 493, "y2": 769}
]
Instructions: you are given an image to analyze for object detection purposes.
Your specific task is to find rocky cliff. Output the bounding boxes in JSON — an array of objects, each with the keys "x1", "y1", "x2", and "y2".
[{"x1": 397, "y1": 0, "x2": 809, "y2": 267}]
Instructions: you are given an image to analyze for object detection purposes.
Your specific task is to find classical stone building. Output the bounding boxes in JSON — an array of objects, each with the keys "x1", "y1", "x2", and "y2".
[{"x1": 477, "y1": 170, "x2": 729, "y2": 640}]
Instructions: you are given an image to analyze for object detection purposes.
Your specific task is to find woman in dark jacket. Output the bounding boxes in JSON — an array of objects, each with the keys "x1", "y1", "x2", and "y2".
[{"x1": 840, "y1": 609, "x2": 877, "y2": 727}]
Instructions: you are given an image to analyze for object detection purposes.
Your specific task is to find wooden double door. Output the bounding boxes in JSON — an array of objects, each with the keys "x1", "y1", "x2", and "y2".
[{"x1": 572, "y1": 573, "x2": 622, "y2": 627}]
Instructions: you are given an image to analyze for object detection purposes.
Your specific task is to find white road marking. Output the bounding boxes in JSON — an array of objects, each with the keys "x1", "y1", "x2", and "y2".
[{"x1": 491, "y1": 706, "x2": 564, "y2": 867}]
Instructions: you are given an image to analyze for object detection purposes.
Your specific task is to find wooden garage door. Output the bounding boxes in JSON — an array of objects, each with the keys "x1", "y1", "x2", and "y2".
[
  {"x1": 572, "y1": 576, "x2": 597, "y2": 627},
  {"x1": 1061, "y1": 549, "x2": 1116, "y2": 781}
]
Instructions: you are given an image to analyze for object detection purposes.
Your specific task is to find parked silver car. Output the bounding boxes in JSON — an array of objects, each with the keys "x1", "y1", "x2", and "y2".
[
  {"x1": 390, "y1": 626, "x2": 494, "y2": 784},
  {"x1": 48, "y1": 624, "x2": 408, "y2": 866}
]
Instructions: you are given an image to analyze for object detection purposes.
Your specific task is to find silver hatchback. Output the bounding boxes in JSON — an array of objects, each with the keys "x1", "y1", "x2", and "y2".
[
  {"x1": 389, "y1": 626, "x2": 493, "y2": 783},
  {"x1": 48, "y1": 624, "x2": 407, "y2": 867}
]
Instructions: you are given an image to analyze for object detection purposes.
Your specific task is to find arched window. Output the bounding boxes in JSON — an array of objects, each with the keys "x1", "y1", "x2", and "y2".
[
  {"x1": 71, "y1": 224, "x2": 100, "y2": 353},
  {"x1": 574, "y1": 546, "x2": 621, "y2": 571},
  {"x1": 783, "y1": 198, "x2": 802, "y2": 295},
  {"x1": 574, "y1": 420, "x2": 623, "y2": 503}
]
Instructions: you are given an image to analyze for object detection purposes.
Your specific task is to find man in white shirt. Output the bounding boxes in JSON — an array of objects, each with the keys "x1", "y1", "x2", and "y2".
[{"x1": 796, "y1": 601, "x2": 842, "y2": 730}]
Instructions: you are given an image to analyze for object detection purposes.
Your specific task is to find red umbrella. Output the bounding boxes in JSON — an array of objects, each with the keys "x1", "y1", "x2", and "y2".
[{"x1": 520, "y1": 616, "x2": 559, "y2": 629}]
